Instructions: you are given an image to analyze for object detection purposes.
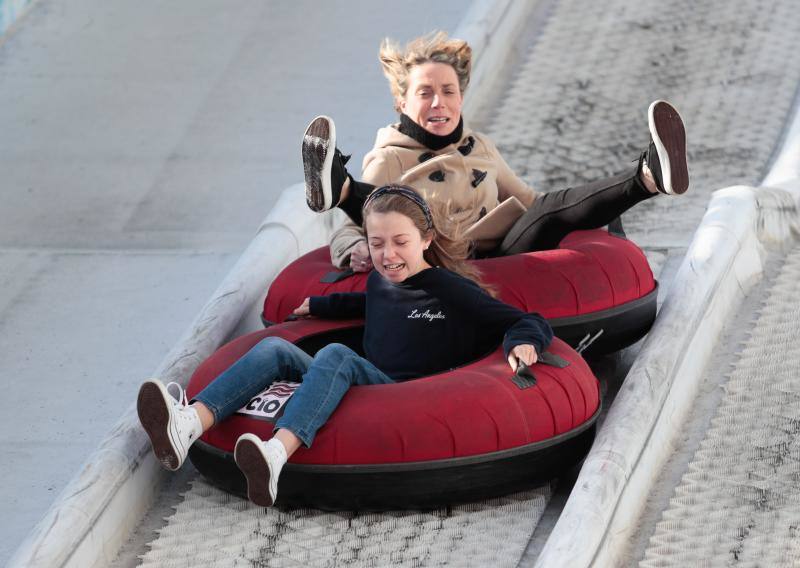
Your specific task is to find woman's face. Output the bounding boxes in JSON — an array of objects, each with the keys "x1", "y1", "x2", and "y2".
[
  {"x1": 366, "y1": 211, "x2": 432, "y2": 283},
  {"x1": 399, "y1": 62, "x2": 463, "y2": 136}
]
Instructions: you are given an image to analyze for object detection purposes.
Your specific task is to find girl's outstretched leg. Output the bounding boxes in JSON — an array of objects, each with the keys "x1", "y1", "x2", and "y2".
[
  {"x1": 138, "y1": 336, "x2": 312, "y2": 472},
  {"x1": 234, "y1": 343, "x2": 394, "y2": 506},
  {"x1": 276, "y1": 343, "x2": 394, "y2": 445},
  {"x1": 192, "y1": 336, "x2": 311, "y2": 423}
]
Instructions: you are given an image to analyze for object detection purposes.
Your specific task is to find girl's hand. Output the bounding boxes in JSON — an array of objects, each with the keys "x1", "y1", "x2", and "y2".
[
  {"x1": 350, "y1": 241, "x2": 373, "y2": 273},
  {"x1": 508, "y1": 344, "x2": 538, "y2": 371},
  {"x1": 293, "y1": 298, "x2": 311, "y2": 317}
]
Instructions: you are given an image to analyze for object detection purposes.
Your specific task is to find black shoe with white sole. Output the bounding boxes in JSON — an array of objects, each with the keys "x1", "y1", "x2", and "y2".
[
  {"x1": 303, "y1": 115, "x2": 351, "y2": 212},
  {"x1": 643, "y1": 100, "x2": 689, "y2": 195}
]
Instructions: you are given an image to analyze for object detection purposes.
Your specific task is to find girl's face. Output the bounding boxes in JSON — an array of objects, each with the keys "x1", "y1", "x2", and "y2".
[
  {"x1": 365, "y1": 211, "x2": 433, "y2": 283},
  {"x1": 399, "y1": 62, "x2": 463, "y2": 136}
]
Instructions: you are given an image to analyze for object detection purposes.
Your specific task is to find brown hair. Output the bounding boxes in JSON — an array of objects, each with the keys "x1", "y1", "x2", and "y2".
[
  {"x1": 362, "y1": 185, "x2": 493, "y2": 295},
  {"x1": 379, "y1": 31, "x2": 472, "y2": 113}
]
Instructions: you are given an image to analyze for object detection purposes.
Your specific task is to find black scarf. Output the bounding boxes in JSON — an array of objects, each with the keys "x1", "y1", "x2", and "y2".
[{"x1": 398, "y1": 113, "x2": 464, "y2": 151}]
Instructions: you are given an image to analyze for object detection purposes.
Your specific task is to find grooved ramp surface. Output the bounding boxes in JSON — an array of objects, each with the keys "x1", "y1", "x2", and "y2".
[
  {"x1": 486, "y1": 0, "x2": 800, "y2": 247},
  {"x1": 639, "y1": 245, "x2": 800, "y2": 567},
  {"x1": 138, "y1": 479, "x2": 549, "y2": 567}
]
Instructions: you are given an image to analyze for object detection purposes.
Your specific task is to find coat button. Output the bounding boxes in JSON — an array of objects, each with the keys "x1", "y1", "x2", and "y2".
[
  {"x1": 458, "y1": 136, "x2": 475, "y2": 156},
  {"x1": 471, "y1": 169, "x2": 487, "y2": 188}
]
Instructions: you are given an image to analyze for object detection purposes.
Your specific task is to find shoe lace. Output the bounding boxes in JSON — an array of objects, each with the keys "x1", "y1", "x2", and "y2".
[{"x1": 165, "y1": 382, "x2": 188, "y2": 408}]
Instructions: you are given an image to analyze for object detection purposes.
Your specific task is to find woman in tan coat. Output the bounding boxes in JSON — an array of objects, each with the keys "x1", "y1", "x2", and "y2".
[{"x1": 302, "y1": 32, "x2": 689, "y2": 272}]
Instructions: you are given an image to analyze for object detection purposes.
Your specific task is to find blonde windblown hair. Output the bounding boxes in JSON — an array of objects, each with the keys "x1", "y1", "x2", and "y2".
[{"x1": 379, "y1": 31, "x2": 472, "y2": 113}]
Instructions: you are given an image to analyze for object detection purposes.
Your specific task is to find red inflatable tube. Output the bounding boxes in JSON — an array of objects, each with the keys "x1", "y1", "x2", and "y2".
[
  {"x1": 262, "y1": 230, "x2": 657, "y2": 356},
  {"x1": 186, "y1": 318, "x2": 601, "y2": 510}
]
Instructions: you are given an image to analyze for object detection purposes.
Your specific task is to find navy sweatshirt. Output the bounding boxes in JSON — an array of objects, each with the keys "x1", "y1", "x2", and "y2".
[{"x1": 309, "y1": 268, "x2": 553, "y2": 382}]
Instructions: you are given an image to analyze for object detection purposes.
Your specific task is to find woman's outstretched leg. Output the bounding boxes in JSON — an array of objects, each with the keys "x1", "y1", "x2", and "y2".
[
  {"x1": 498, "y1": 166, "x2": 652, "y2": 254},
  {"x1": 137, "y1": 336, "x2": 312, "y2": 471},
  {"x1": 234, "y1": 343, "x2": 394, "y2": 506},
  {"x1": 499, "y1": 100, "x2": 688, "y2": 255},
  {"x1": 302, "y1": 115, "x2": 374, "y2": 225}
]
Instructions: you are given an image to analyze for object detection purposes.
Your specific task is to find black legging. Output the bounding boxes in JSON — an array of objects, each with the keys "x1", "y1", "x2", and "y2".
[
  {"x1": 338, "y1": 177, "x2": 375, "y2": 227},
  {"x1": 498, "y1": 166, "x2": 653, "y2": 255},
  {"x1": 338, "y1": 165, "x2": 653, "y2": 255}
]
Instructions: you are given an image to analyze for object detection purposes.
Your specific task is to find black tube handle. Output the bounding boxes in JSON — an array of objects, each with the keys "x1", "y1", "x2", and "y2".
[
  {"x1": 510, "y1": 361, "x2": 537, "y2": 389},
  {"x1": 320, "y1": 268, "x2": 355, "y2": 283}
]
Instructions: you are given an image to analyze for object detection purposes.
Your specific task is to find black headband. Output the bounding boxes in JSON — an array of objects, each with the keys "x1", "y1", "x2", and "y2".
[{"x1": 362, "y1": 184, "x2": 434, "y2": 230}]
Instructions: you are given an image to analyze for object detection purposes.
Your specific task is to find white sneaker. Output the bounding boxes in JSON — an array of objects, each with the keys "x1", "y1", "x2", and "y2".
[
  {"x1": 137, "y1": 379, "x2": 202, "y2": 471},
  {"x1": 234, "y1": 434, "x2": 287, "y2": 507}
]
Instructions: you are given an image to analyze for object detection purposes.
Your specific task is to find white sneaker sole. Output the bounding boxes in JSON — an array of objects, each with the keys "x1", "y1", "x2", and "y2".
[
  {"x1": 235, "y1": 433, "x2": 277, "y2": 507},
  {"x1": 137, "y1": 380, "x2": 185, "y2": 471},
  {"x1": 302, "y1": 116, "x2": 335, "y2": 211},
  {"x1": 648, "y1": 100, "x2": 688, "y2": 195}
]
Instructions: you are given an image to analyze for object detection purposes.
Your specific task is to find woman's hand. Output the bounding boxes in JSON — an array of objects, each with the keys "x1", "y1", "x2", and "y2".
[
  {"x1": 292, "y1": 297, "x2": 312, "y2": 318},
  {"x1": 349, "y1": 241, "x2": 373, "y2": 272},
  {"x1": 508, "y1": 344, "x2": 538, "y2": 371}
]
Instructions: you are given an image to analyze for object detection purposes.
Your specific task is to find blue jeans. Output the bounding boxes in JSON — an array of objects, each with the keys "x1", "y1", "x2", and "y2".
[{"x1": 193, "y1": 337, "x2": 395, "y2": 447}]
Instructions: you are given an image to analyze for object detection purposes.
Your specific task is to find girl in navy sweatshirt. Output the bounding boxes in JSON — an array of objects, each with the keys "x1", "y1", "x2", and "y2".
[{"x1": 137, "y1": 184, "x2": 553, "y2": 507}]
